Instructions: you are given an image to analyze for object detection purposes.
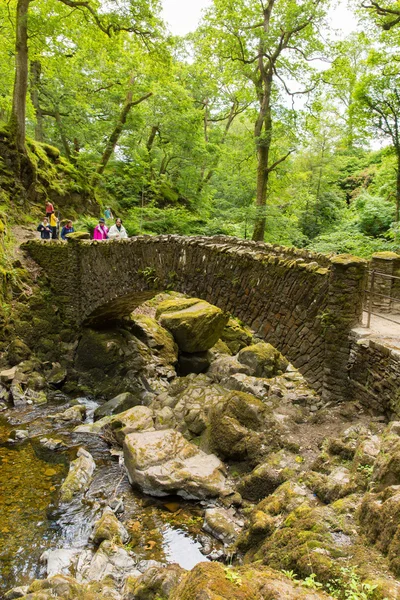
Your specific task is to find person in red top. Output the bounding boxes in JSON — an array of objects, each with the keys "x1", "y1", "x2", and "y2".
[{"x1": 45, "y1": 201, "x2": 54, "y2": 217}]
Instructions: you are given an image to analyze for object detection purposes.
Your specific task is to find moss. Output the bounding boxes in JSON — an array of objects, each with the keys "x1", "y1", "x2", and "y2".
[{"x1": 372, "y1": 251, "x2": 400, "y2": 260}]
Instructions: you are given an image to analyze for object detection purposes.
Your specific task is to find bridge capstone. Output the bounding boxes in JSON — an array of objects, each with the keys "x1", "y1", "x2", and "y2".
[{"x1": 23, "y1": 235, "x2": 368, "y2": 401}]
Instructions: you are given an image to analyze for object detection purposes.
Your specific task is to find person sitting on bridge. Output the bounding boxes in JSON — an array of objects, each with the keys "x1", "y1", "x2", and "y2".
[
  {"x1": 93, "y1": 218, "x2": 108, "y2": 240},
  {"x1": 61, "y1": 220, "x2": 75, "y2": 240},
  {"x1": 108, "y1": 218, "x2": 128, "y2": 240},
  {"x1": 37, "y1": 217, "x2": 52, "y2": 240}
]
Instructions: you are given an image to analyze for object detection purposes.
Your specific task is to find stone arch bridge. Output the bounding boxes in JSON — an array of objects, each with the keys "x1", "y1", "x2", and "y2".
[{"x1": 24, "y1": 235, "x2": 367, "y2": 400}]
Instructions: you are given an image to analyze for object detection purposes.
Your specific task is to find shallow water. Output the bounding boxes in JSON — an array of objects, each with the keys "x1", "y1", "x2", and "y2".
[
  {"x1": 0, "y1": 400, "x2": 214, "y2": 593},
  {"x1": 0, "y1": 418, "x2": 68, "y2": 592}
]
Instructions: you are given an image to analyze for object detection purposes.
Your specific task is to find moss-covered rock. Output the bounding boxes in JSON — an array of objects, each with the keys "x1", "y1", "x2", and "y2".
[
  {"x1": 110, "y1": 405, "x2": 154, "y2": 444},
  {"x1": 65, "y1": 231, "x2": 90, "y2": 241},
  {"x1": 221, "y1": 318, "x2": 253, "y2": 354},
  {"x1": 7, "y1": 338, "x2": 31, "y2": 366},
  {"x1": 123, "y1": 564, "x2": 185, "y2": 600},
  {"x1": 94, "y1": 392, "x2": 141, "y2": 421},
  {"x1": 237, "y1": 451, "x2": 301, "y2": 502},
  {"x1": 157, "y1": 298, "x2": 229, "y2": 353},
  {"x1": 129, "y1": 314, "x2": 178, "y2": 365},
  {"x1": 237, "y1": 342, "x2": 289, "y2": 378},
  {"x1": 59, "y1": 447, "x2": 95, "y2": 503},
  {"x1": 91, "y1": 508, "x2": 129, "y2": 545}
]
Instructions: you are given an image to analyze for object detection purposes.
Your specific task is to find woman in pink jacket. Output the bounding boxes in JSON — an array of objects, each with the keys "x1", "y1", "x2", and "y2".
[{"x1": 93, "y1": 218, "x2": 108, "y2": 240}]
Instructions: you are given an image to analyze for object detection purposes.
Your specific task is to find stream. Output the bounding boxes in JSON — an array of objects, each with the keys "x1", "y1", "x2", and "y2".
[{"x1": 0, "y1": 395, "x2": 215, "y2": 594}]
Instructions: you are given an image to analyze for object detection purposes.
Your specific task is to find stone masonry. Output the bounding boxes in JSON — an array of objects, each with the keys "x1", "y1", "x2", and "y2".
[{"x1": 23, "y1": 235, "x2": 368, "y2": 401}]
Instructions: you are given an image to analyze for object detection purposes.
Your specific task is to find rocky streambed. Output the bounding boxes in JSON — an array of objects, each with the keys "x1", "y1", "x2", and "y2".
[{"x1": 1, "y1": 294, "x2": 400, "y2": 599}]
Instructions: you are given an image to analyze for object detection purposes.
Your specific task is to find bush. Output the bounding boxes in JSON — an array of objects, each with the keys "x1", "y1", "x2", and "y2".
[{"x1": 355, "y1": 193, "x2": 395, "y2": 237}]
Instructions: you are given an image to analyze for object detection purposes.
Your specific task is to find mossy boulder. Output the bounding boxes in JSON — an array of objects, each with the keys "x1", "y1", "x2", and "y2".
[
  {"x1": 123, "y1": 564, "x2": 185, "y2": 600},
  {"x1": 169, "y1": 562, "x2": 332, "y2": 600},
  {"x1": 90, "y1": 508, "x2": 129, "y2": 545},
  {"x1": 59, "y1": 447, "x2": 95, "y2": 503},
  {"x1": 359, "y1": 486, "x2": 400, "y2": 576},
  {"x1": 221, "y1": 318, "x2": 253, "y2": 354},
  {"x1": 129, "y1": 314, "x2": 178, "y2": 365},
  {"x1": 237, "y1": 451, "x2": 301, "y2": 502},
  {"x1": 156, "y1": 298, "x2": 229, "y2": 353},
  {"x1": 209, "y1": 391, "x2": 268, "y2": 461},
  {"x1": 7, "y1": 338, "x2": 31, "y2": 366},
  {"x1": 110, "y1": 405, "x2": 154, "y2": 444},
  {"x1": 238, "y1": 342, "x2": 289, "y2": 378}
]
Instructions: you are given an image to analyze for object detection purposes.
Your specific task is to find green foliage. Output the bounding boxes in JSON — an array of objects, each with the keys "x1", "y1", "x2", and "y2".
[{"x1": 223, "y1": 567, "x2": 242, "y2": 587}]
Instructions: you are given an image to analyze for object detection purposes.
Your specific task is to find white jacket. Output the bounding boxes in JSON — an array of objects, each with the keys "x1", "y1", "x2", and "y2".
[{"x1": 108, "y1": 224, "x2": 128, "y2": 240}]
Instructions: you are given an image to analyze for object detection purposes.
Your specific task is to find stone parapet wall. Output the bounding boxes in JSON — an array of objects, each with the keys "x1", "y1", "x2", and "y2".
[
  {"x1": 367, "y1": 252, "x2": 400, "y2": 314},
  {"x1": 23, "y1": 235, "x2": 367, "y2": 399},
  {"x1": 349, "y1": 331, "x2": 400, "y2": 417}
]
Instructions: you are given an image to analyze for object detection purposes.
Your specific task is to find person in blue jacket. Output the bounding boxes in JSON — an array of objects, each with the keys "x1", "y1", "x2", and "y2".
[
  {"x1": 61, "y1": 220, "x2": 75, "y2": 240},
  {"x1": 37, "y1": 217, "x2": 52, "y2": 240}
]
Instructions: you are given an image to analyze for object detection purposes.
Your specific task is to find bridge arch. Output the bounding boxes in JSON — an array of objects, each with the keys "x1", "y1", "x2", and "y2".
[{"x1": 24, "y1": 235, "x2": 367, "y2": 399}]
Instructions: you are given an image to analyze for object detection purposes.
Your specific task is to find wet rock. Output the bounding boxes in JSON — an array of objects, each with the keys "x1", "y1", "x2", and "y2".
[
  {"x1": 123, "y1": 429, "x2": 229, "y2": 499},
  {"x1": 59, "y1": 447, "x2": 96, "y2": 503},
  {"x1": 91, "y1": 507, "x2": 129, "y2": 545},
  {"x1": 123, "y1": 564, "x2": 185, "y2": 600},
  {"x1": 10, "y1": 381, "x2": 26, "y2": 407},
  {"x1": 94, "y1": 392, "x2": 141, "y2": 421},
  {"x1": 13, "y1": 429, "x2": 29, "y2": 441},
  {"x1": 220, "y1": 318, "x2": 253, "y2": 354},
  {"x1": 7, "y1": 339, "x2": 31, "y2": 366},
  {"x1": 203, "y1": 508, "x2": 241, "y2": 545},
  {"x1": 41, "y1": 548, "x2": 80, "y2": 577},
  {"x1": 129, "y1": 314, "x2": 178, "y2": 365},
  {"x1": 76, "y1": 540, "x2": 140, "y2": 583},
  {"x1": 51, "y1": 404, "x2": 86, "y2": 424},
  {"x1": 157, "y1": 297, "x2": 229, "y2": 353},
  {"x1": 39, "y1": 437, "x2": 67, "y2": 451},
  {"x1": 237, "y1": 342, "x2": 289, "y2": 378}
]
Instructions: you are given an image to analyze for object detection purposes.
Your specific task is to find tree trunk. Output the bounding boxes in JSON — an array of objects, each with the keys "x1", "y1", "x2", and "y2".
[
  {"x1": 252, "y1": 88, "x2": 272, "y2": 242},
  {"x1": 96, "y1": 75, "x2": 152, "y2": 176},
  {"x1": 396, "y1": 151, "x2": 400, "y2": 223},
  {"x1": 30, "y1": 60, "x2": 44, "y2": 142},
  {"x1": 54, "y1": 109, "x2": 72, "y2": 161},
  {"x1": 10, "y1": 0, "x2": 30, "y2": 154}
]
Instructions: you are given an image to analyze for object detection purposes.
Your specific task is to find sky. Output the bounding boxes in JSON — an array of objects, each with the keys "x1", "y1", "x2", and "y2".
[{"x1": 161, "y1": 0, "x2": 359, "y2": 37}]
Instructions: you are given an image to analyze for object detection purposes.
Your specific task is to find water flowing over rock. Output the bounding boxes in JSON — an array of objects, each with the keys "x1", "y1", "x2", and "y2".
[
  {"x1": 59, "y1": 447, "x2": 96, "y2": 503},
  {"x1": 123, "y1": 429, "x2": 229, "y2": 499}
]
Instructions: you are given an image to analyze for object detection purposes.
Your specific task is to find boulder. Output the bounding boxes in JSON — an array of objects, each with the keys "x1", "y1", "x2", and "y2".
[
  {"x1": 94, "y1": 392, "x2": 141, "y2": 421},
  {"x1": 123, "y1": 429, "x2": 229, "y2": 499},
  {"x1": 157, "y1": 298, "x2": 229, "y2": 353},
  {"x1": 209, "y1": 391, "x2": 266, "y2": 461},
  {"x1": 221, "y1": 318, "x2": 253, "y2": 354},
  {"x1": 237, "y1": 451, "x2": 301, "y2": 502},
  {"x1": 59, "y1": 447, "x2": 95, "y2": 503},
  {"x1": 129, "y1": 314, "x2": 178, "y2": 365},
  {"x1": 47, "y1": 363, "x2": 68, "y2": 387},
  {"x1": 123, "y1": 564, "x2": 185, "y2": 600},
  {"x1": 169, "y1": 562, "x2": 331, "y2": 600},
  {"x1": 91, "y1": 508, "x2": 129, "y2": 545},
  {"x1": 238, "y1": 342, "x2": 289, "y2": 378},
  {"x1": 110, "y1": 405, "x2": 154, "y2": 444},
  {"x1": 220, "y1": 373, "x2": 270, "y2": 401},
  {"x1": 0, "y1": 366, "x2": 16, "y2": 383}
]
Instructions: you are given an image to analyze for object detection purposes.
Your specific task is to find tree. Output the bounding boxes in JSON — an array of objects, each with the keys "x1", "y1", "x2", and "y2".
[
  {"x1": 355, "y1": 54, "x2": 400, "y2": 221},
  {"x1": 199, "y1": 0, "x2": 328, "y2": 240},
  {"x1": 8, "y1": 0, "x2": 160, "y2": 159},
  {"x1": 361, "y1": 0, "x2": 400, "y2": 30}
]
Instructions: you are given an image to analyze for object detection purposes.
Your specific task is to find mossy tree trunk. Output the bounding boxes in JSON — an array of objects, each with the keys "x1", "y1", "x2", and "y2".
[
  {"x1": 30, "y1": 60, "x2": 44, "y2": 142},
  {"x1": 9, "y1": 0, "x2": 30, "y2": 155}
]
